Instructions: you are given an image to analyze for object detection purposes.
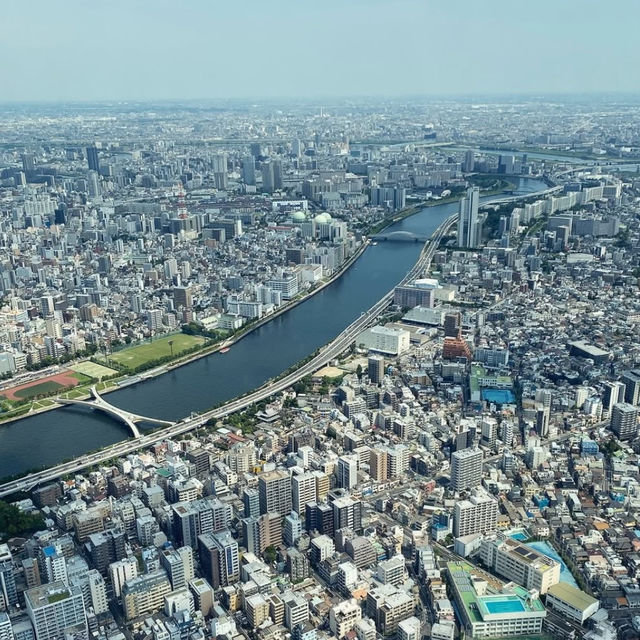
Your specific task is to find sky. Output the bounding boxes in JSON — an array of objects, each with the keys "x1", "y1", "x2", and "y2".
[{"x1": 2, "y1": 0, "x2": 639, "y2": 102}]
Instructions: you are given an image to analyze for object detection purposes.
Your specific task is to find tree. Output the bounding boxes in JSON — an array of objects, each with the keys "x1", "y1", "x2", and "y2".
[
  {"x1": 0, "y1": 501, "x2": 45, "y2": 541},
  {"x1": 263, "y1": 545, "x2": 277, "y2": 564},
  {"x1": 356, "y1": 364, "x2": 363, "y2": 381}
]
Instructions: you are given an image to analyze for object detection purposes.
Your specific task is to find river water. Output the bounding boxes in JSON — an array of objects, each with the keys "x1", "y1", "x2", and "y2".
[{"x1": 0, "y1": 178, "x2": 547, "y2": 478}]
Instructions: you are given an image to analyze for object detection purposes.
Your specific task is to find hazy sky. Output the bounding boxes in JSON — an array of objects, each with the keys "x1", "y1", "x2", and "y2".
[{"x1": 2, "y1": 0, "x2": 639, "y2": 102}]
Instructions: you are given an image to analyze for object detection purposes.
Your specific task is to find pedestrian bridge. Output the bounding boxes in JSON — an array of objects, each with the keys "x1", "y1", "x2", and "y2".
[
  {"x1": 372, "y1": 231, "x2": 428, "y2": 242},
  {"x1": 56, "y1": 386, "x2": 174, "y2": 438}
]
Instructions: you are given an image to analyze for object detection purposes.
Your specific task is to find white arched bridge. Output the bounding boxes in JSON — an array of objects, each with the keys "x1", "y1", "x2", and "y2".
[{"x1": 56, "y1": 386, "x2": 174, "y2": 438}]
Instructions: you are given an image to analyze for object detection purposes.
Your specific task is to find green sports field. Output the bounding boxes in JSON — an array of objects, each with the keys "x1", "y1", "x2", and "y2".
[
  {"x1": 70, "y1": 361, "x2": 118, "y2": 380},
  {"x1": 107, "y1": 334, "x2": 205, "y2": 371}
]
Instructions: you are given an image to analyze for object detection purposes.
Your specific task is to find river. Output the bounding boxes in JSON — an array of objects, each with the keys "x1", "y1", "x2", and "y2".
[{"x1": 0, "y1": 178, "x2": 547, "y2": 478}]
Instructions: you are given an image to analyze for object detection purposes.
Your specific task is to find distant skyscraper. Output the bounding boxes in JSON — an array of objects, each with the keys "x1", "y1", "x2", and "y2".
[
  {"x1": 273, "y1": 160, "x2": 283, "y2": 190},
  {"x1": 212, "y1": 153, "x2": 228, "y2": 189},
  {"x1": 86, "y1": 145, "x2": 100, "y2": 172},
  {"x1": 457, "y1": 186, "x2": 481, "y2": 248},
  {"x1": 450, "y1": 448, "x2": 483, "y2": 492},
  {"x1": 22, "y1": 153, "x2": 35, "y2": 173},
  {"x1": 242, "y1": 156, "x2": 256, "y2": 185},
  {"x1": 262, "y1": 162, "x2": 275, "y2": 193},
  {"x1": 463, "y1": 149, "x2": 475, "y2": 173}
]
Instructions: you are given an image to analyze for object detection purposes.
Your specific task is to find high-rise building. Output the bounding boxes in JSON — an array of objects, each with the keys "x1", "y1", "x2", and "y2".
[
  {"x1": 160, "y1": 547, "x2": 194, "y2": 591},
  {"x1": 457, "y1": 186, "x2": 481, "y2": 248},
  {"x1": 332, "y1": 496, "x2": 362, "y2": 534},
  {"x1": 621, "y1": 370, "x2": 640, "y2": 406},
  {"x1": 273, "y1": 160, "x2": 283, "y2": 190},
  {"x1": 611, "y1": 403, "x2": 639, "y2": 440},
  {"x1": 261, "y1": 162, "x2": 275, "y2": 193},
  {"x1": 292, "y1": 473, "x2": 317, "y2": 517},
  {"x1": 369, "y1": 448, "x2": 388, "y2": 482},
  {"x1": 337, "y1": 455, "x2": 358, "y2": 490},
  {"x1": 40, "y1": 546, "x2": 67, "y2": 585},
  {"x1": 453, "y1": 491, "x2": 498, "y2": 537},
  {"x1": 212, "y1": 153, "x2": 228, "y2": 189},
  {"x1": 258, "y1": 470, "x2": 292, "y2": 515},
  {"x1": 368, "y1": 355, "x2": 385, "y2": 384},
  {"x1": 172, "y1": 497, "x2": 233, "y2": 548},
  {"x1": 0, "y1": 612, "x2": 12, "y2": 640},
  {"x1": 463, "y1": 149, "x2": 475, "y2": 173},
  {"x1": 25, "y1": 582, "x2": 87, "y2": 640},
  {"x1": 121, "y1": 571, "x2": 171, "y2": 620},
  {"x1": 283, "y1": 511, "x2": 303, "y2": 547},
  {"x1": 173, "y1": 286, "x2": 193, "y2": 310},
  {"x1": 450, "y1": 448, "x2": 483, "y2": 492},
  {"x1": 108, "y1": 557, "x2": 138, "y2": 598},
  {"x1": 86, "y1": 145, "x2": 100, "y2": 173},
  {"x1": 242, "y1": 156, "x2": 256, "y2": 185},
  {"x1": 0, "y1": 545, "x2": 17, "y2": 608},
  {"x1": 198, "y1": 531, "x2": 239, "y2": 588},
  {"x1": 602, "y1": 381, "x2": 626, "y2": 414},
  {"x1": 243, "y1": 488, "x2": 260, "y2": 518}
]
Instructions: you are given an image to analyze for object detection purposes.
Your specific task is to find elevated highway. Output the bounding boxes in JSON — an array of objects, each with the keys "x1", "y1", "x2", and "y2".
[{"x1": 0, "y1": 215, "x2": 454, "y2": 498}]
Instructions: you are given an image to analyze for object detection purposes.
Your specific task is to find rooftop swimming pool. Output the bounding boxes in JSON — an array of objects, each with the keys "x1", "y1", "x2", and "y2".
[{"x1": 483, "y1": 598, "x2": 526, "y2": 615}]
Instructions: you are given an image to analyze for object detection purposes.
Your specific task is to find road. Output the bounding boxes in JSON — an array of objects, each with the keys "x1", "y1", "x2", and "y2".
[{"x1": 0, "y1": 215, "x2": 457, "y2": 498}]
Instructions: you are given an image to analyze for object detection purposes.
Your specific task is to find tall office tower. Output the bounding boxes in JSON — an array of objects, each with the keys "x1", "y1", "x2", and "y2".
[
  {"x1": 173, "y1": 286, "x2": 193, "y2": 310},
  {"x1": 498, "y1": 155, "x2": 515, "y2": 174},
  {"x1": 457, "y1": 186, "x2": 481, "y2": 248},
  {"x1": 261, "y1": 162, "x2": 275, "y2": 193},
  {"x1": 369, "y1": 448, "x2": 388, "y2": 482},
  {"x1": 610, "y1": 403, "x2": 639, "y2": 440},
  {"x1": 621, "y1": 370, "x2": 640, "y2": 406},
  {"x1": 243, "y1": 488, "x2": 260, "y2": 518},
  {"x1": 292, "y1": 473, "x2": 317, "y2": 517},
  {"x1": 453, "y1": 491, "x2": 498, "y2": 537},
  {"x1": 443, "y1": 312, "x2": 462, "y2": 338},
  {"x1": 0, "y1": 545, "x2": 17, "y2": 608},
  {"x1": 22, "y1": 153, "x2": 35, "y2": 172},
  {"x1": 40, "y1": 546, "x2": 67, "y2": 584},
  {"x1": 25, "y1": 582, "x2": 87, "y2": 640},
  {"x1": 337, "y1": 455, "x2": 358, "y2": 490},
  {"x1": 450, "y1": 448, "x2": 483, "y2": 492},
  {"x1": 258, "y1": 470, "x2": 292, "y2": 515},
  {"x1": 480, "y1": 418, "x2": 498, "y2": 450},
  {"x1": 87, "y1": 170, "x2": 100, "y2": 197},
  {"x1": 273, "y1": 160, "x2": 283, "y2": 190},
  {"x1": 463, "y1": 149, "x2": 475, "y2": 173},
  {"x1": 250, "y1": 142, "x2": 262, "y2": 159},
  {"x1": 198, "y1": 531, "x2": 239, "y2": 588},
  {"x1": 108, "y1": 557, "x2": 138, "y2": 598},
  {"x1": 242, "y1": 156, "x2": 256, "y2": 185},
  {"x1": 368, "y1": 355, "x2": 385, "y2": 384},
  {"x1": 212, "y1": 153, "x2": 228, "y2": 189},
  {"x1": 292, "y1": 139, "x2": 302, "y2": 156},
  {"x1": 603, "y1": 381, "x2": 626, "y2": 414},
  {"x1": 86, "y1": 145, "x2": 100, "y2": 172}
]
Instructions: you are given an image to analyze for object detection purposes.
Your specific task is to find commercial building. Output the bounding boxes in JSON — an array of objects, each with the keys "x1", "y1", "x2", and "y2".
[
  {"x1": 172, "y1": 497, "x2": 233, "y2": 548},
  {"x1": 544, "y1": 582, "x2": 599, "y2": 624},
  {"x1": 198, "y1": 531, "x2": 239, "y2": 588},
  {"x1": 356, "y1": 326, "x2": 410, "y2": 356},
  {"x1": 0, "y1": 545, "x2": 17, "y2": 608},
  {"x1": 447, "y1": 562, "x2": 546, "y2": 638},
  {"x1": 108, "y1": 557, "x2": 138, "y2": 598},
  {"x1": 479, "y1": 535, "x2": 561, "y2": 594},
  {"x1": 25, "y1": 582, "x2": 87, "y2": 640}
]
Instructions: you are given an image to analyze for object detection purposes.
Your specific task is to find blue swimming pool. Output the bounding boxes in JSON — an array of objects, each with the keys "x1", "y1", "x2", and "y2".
[
  {"x1": 510, "y1": 532, "x2": 527, "y2": 541},
  {"x1": 484, "y1": 599, "x2": 526, "y2": 614}
]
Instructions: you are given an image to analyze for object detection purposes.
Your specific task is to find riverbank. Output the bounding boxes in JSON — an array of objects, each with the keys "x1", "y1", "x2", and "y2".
[{"x1": 0, "y1": 238, "x2": 372, "y2": 427}]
